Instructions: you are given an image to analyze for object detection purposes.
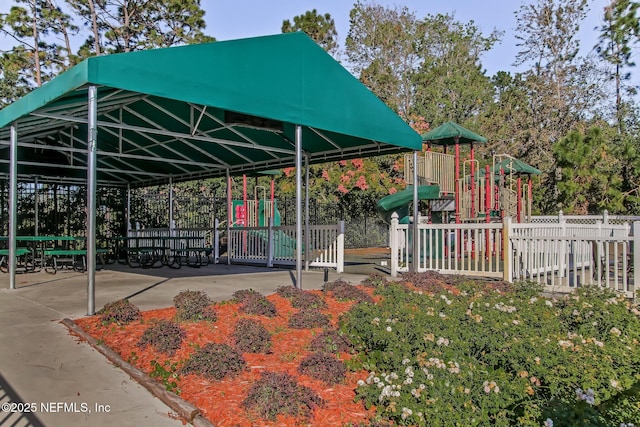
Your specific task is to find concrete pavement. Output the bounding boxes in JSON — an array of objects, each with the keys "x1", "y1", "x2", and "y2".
[{"x1": 0, "y1": 263, "x2": 368, "y2": 427}]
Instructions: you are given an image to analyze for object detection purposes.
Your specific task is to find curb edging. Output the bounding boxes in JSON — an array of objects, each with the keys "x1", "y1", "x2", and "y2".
[{"x1": 61, "y1": 318, "x2": 215, "y2": 427}]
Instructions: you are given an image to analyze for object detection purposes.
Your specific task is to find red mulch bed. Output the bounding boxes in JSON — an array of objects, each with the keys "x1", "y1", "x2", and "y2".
[{"x1": 74, "y1": 289, "x2": 379, "y2": 427}]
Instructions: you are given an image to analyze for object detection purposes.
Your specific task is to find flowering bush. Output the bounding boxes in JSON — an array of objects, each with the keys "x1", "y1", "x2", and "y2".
[{"x1": 341, "y1": 281, "x2": 640, "y2": 426}]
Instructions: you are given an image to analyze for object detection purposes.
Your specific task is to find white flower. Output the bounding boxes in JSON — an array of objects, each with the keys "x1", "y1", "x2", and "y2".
[
  {"x1": 544, "y1": 418, "x2": 554, "y2": 427},
  {"x1": 357, "y1": 380, "x2": 365, "y2": 387},
  {"x1": 386, "y1": 326, "x2": 392, "y2": 332},
  {"x1": 611, "y1": 379, "x2": 620, "y2": 389},
  {"x1": 545, "y1": 300, "x2": 553, "y2": 307},
  {"x1": 610, "y1": 327, "x2": 622, "y2": 337},
  {"x1": 401, "y1": 407, "x2": 413, "y2": 420},
  {"x1": 402, "y1": 358, "x2": 411, "y2": 365}
]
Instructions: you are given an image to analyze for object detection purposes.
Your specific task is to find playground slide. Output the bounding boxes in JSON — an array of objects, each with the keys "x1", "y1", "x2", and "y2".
[
  {"x1": 376, "y1": 185, "x2": 441, "y2": 223},
  {"x1": 249, "y1": 206, "x2": 297, "y2": 258}
]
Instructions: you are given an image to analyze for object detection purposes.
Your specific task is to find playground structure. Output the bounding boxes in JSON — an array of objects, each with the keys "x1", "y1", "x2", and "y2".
[
  {"x1": 402, "y1": 122, "x2": 540, "y2": 225},
  {"x1": 223, "y1": 173, "x2": 344, "y2": 270}
]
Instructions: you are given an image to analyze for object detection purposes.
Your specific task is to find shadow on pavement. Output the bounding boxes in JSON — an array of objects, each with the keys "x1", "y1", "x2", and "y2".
[{"x1": 0, "y1": 372, "x2": 46, "y2": 427}]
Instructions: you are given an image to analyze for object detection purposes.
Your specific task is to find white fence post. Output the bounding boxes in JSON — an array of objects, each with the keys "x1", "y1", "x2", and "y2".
[
  {"x1": 214, "y1": 218, "x2": 220, "y2": 264},
  {"x1": 503, "y1": 216, "x2": 513, "y2": 282},
  {"x1": 390, "y1": 212, "x2": 399, "y2": 277},
  {"x1": 603, "y1": 210, "x2": 609, "y2": 225},
  {"x1": 634, "y1": 222, "x2": 639, "y2": 302},
  {"x1": 267, "y1": 217, "x2": 274, "y2": 268},
  {"x1": 337, "y1": 221, "x2": 345, "y2": 273}
]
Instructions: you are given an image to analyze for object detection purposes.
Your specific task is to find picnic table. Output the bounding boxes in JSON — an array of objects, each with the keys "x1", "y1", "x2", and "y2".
[{"x1": 0, "y1": 236, "x2": 107, "y2": 274}]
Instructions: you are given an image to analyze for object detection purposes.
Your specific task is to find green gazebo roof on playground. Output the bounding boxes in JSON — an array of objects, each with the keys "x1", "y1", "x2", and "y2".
[
  {"x1": 0, "y1": 32, "x2": 421, "y2": 187},
  {"x1": 421, "y1": 121, "x2": 487, "y2": 145},
  {"x1": 493, "y1": 158, "x2": 541, "y2": 175}
]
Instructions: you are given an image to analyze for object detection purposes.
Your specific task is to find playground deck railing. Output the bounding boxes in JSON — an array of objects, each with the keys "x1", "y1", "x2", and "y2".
[
  {"x1": 228, "y1": 221, "x2": 344, "y2": 272},
  {"x1": 390, "y1": 214, "x2": 639, "y2": 298}
]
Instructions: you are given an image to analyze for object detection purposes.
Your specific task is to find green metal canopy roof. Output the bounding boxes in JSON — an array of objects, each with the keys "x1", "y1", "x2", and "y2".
[
  {"x1": 421, "y1": 121, "x2": 487, "y2": 146},
  {"x1": 493, "y1": 158, "x2": 541, "y2": 175},
  {"x1": 0, "y1": 32, "x2": 421, "y2": 187}
]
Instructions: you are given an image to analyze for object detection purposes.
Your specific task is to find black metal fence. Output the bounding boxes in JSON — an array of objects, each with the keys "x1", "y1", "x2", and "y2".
[{"x1": 0, "y1": 182, "x2": 388, "y2": 248}]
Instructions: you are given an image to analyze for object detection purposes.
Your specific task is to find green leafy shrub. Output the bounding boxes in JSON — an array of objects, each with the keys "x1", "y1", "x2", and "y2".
[
  {"x1": 149, "y1": 359, "x2": 181, "y2": 394},
  {"x1": 233, "y1": 318, "x2": 271, "y2": 353},
  {"x1": 99, "y1": 299, "x2": 141, "y2": 325},
  {"x1": 298, "y1": 352, "x2": 346, "y2": 384},
  {"x1": 275, "y1": 285, "x2": 300, "y2": 298},
  {"x1": 173, "y1": 290, "x2": 216, "y2": 321},
  {"x1": 181, "y1": 343, "x2": 246, "y2": 380},
  {"x1": 243, "y1": 371, "x2": 324, "y2": 421},
  {"x1": 240, "y1": 293, "x2": 277, "y2": 317},
  {"x1": 137, "y1": 319, "x2": 186, "y2": 356},
  {"x1": 291, "y1": 291, "x2": 327, "y2": 310},
  {"x1": 288, "y1": 309, "x2": 330, "y2": 329},
  {"x1": 340, "y1": 282, "x2": 640, "y2": 427},
  {"x1": 309, "y1": 329, "x2": 352, "y2": 353}
]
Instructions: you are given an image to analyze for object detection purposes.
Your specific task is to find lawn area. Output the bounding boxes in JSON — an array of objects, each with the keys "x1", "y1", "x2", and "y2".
[{"x1": 74, "y1": 272, "x2": 640, "y2": 426}]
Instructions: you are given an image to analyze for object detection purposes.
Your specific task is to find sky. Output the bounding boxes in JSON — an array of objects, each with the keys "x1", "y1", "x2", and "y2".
[
  {"x1": 201, "y1": 0, "x2": 611, "y2": 76},
  {"x1": 0, "y1": 0, "x2": 615, "y2": 78}
]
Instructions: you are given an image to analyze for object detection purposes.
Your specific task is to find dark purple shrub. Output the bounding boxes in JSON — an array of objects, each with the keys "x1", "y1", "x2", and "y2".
[
  {"x1": 233, "y1": 318, "x2": 271, "y2": 353},
  {"x1": 298, "y1": 352, "x2": 346, "y2": 384},
  {"x1": 99, "y1": 299, "x2": 141, "y2": 325},
  {"x1": 181, "y1": 343, "x2": 246, "y2": 380},
  {"x1": 288, "y1": 309, "x2": 330, "y2": 329},
  {"x1": 240, "y1": 293, "x2": 277, "y2": 317},
  {"x1": 243, "y1": 371, "x2": 323, "y2": 421},
  {"x1": 309, "y1": 329, "x2": 352, "y2": 353},
  {"x1": 137, "y1": 319, "x2": 185, "y2": 356},
  {"x1": 173, "y1": 290, "x2": 216, "y2": 322},
  {"x1": 291, "y1": 291, "x2": 327, "y2": 310}
]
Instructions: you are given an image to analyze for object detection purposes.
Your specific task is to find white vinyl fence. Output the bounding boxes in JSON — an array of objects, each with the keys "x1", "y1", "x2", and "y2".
[
  {"x1": 228, "y1": 221, "x2": 344, "y2": 272},
  {"x1": 390, "y1": 214, "x2": 639, "y2": 298}
]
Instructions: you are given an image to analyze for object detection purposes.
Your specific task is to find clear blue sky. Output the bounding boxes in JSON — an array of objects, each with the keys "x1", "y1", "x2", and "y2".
[
  {"x1": 202, "y1": 0, "x2": 610, "y2": 76},
  {"x1": 0, "y1": 0, "x2": 613, "y2": 77}
]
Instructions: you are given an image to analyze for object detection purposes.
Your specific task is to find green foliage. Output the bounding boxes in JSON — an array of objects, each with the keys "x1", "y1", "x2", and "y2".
[
  {"x1": 181, "y1": 343, "x2": 246, "y2": 380},
  {"x1": 288, "y1": 309, "x2": 331, "y2": 329},
  {"x1": 137, "y1": 319, "x2": 186, "y2": 356},
  {"x1": 243, "y1": 371, "x2": 324, "y2": 421},
  {"x1": 298, "y1": 352, "x2": 347, "y2": 384},
  {"x1": 553, "y1": 126, "x2": 624, "y2": 213},
  {"x1": 98, "y1": 299, "x2": 141, "y2": 325},
  {"x1": 173, "y1": 290, "x2": 216, "y2": 322},
  {"x1": 149, "y1": 359, "x2": 181, "y2": 394},
  {"x1": 233, "y1": 318, "x2": 272, "y2": 354},
  {"x1": 340, "y1": 281, "x2": 640, "y2": 426},
  {"x1": 281, "y1": 9, "x2": 338, "y2": 55}
]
